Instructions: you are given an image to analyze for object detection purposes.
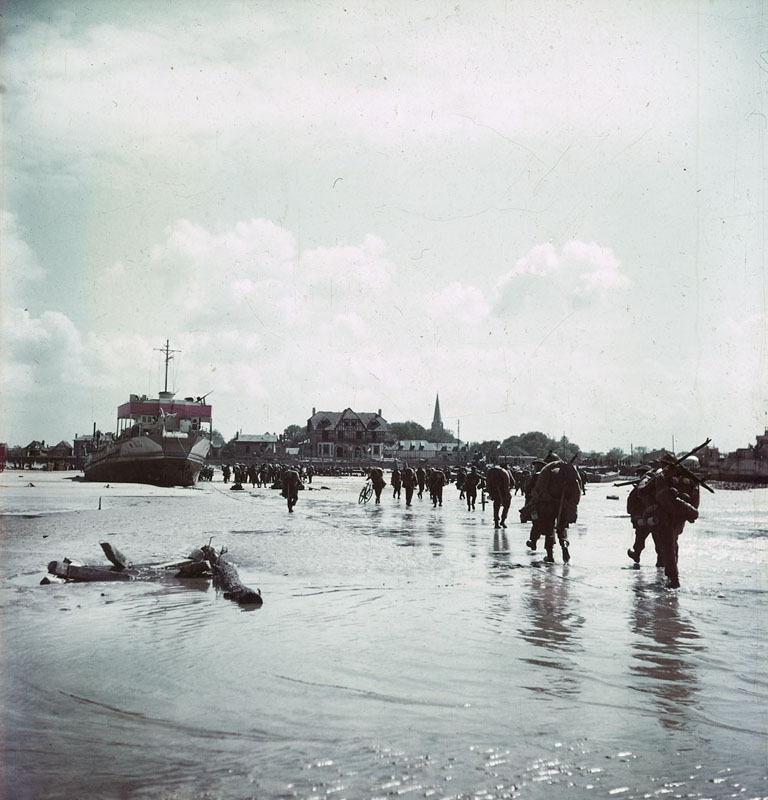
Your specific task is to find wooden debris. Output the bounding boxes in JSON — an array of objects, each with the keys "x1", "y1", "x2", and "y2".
[
  {"x1": 47, "y1": 560, "x2": 135, "y2": 582},
  {"x1": 42, "y1": 542, "x2": 262, "y2": 607},
  {"x1": 201, "y1": 545, "x2": 263, "y2": 606},
  {"x1": 100, "y1": 541, "x2": 130, "y2": 569}
]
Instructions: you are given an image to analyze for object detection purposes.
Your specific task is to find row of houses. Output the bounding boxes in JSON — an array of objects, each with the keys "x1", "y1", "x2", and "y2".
[
  {"x1": 1, "y1": 439, "x2": 84, "y2": 470},
  {"x1": 225, "y1": 407, "x2": 466, "y2": 465}
]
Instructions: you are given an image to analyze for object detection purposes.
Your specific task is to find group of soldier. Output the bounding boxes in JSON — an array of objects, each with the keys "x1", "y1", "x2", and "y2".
[
  {"x1": 222, "y1": 462, "x2": 315, "y2": 488},
  {"x1": 213, "y1": 445, "x2": 708, "y2": 588},
  {"x1": 364, "y1": 449, "x2": 706, "y2": 588}
]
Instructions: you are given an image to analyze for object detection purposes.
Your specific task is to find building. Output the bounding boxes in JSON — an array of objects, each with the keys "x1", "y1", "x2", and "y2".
[
  {"x1": 305, "y1": 407, "x2": 389, "y2": 460},
  {"x1": 713, "y1": 429, "x2": 768, "y2": 481},
  {"x1": 231, "y1": 433, "x2": 283, "y2": 462},
  {"x1": 389, "y1": 439, "x2": 467, "y2": 465}
]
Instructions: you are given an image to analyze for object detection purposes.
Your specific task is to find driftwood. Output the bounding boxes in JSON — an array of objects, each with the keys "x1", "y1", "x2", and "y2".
[
  {"x1": 41, "y1": 541, "x2": 262, "y2": 607},
  {"x1": 47, "y1": 560, "x2": 135, "y2": 582},
  {"x1": 200, "y1": 545, "x2": 263, "y2": 606}
]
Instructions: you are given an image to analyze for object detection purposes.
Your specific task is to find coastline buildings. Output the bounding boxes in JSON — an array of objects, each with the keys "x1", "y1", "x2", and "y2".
[
  {"x1": 305, "y1": 407, "x2": 389, "y2": 460},
  {"x1": 706, "y1": 429, "x2": 768, "y2": 482},
  {"x1": 230, "y1": 432, "x2": 283, "y2": 461}
]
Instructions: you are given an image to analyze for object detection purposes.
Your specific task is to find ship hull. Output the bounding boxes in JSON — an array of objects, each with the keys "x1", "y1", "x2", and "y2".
[{"x1": 84, "y1": 434, "x2": 211, "y2": 487}]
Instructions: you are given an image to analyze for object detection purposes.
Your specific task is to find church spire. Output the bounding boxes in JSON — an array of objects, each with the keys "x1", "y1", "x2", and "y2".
[
  {"x1": 432, "y1": 394, "x2": 443, "y2": 431},
  {"x1": 429, "y1": 393, "x2": 445, "y2": 440}
]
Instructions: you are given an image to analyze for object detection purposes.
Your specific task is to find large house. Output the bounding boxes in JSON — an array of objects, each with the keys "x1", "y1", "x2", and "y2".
[{"x1": 305, "y1": 408, "x2": 389, "y2": 460}]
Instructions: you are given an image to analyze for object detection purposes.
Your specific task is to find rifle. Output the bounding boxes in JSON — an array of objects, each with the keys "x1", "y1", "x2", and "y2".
[{"x1": 613, "y1": 438, "x2": 715, "y2": 493}]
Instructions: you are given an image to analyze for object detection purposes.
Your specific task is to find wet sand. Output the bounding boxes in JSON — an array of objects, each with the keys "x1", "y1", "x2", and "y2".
[{"x1": 1, "y1": 470, "x2": 766, "y2": 799}]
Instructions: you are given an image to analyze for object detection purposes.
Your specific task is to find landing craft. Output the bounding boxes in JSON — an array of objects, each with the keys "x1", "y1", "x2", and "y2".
[{"x1": 83, "y1": 341, "x2": 212, "y2": 487}]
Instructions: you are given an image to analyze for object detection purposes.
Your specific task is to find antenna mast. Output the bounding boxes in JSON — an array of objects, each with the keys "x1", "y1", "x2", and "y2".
[{"x1": 155, "y1": 339, "x2": 181, "y2": 393}]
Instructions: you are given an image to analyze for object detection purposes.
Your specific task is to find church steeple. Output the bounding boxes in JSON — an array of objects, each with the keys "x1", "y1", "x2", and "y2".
[
  {"x1": 429, "y1": 393, "x2": 445, "y2": 440},
  {"x1": 432, "y1": 394, "x2": 443, "y2": 431}
]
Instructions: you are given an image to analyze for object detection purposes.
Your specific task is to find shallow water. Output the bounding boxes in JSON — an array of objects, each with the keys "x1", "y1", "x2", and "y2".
[{"x1": 1, "y1": 471, "x2": 766, "y2": 799}]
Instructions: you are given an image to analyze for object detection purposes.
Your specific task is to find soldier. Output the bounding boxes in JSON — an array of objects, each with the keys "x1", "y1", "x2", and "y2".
[
  {"x1": 625, "y1": 465, "x2": 664, "y2": 567},
  {"x1": 416, "y1": 466, "x2": 426, "y2": 499},
  {"x1": 429, "y1": 467, "x2": 445, "y2": 507},
  {"x1": 222, "y1": 464, "x2": 231, "y2": 484},
  {"x1": 281, "y1": 467, "x2": 302, "y2": 512},
  {"x1": 526, "y1": 454, "x2": 582, "y2": 563},
  {"x1": 626, "y1": 455, "x2": 703, "y2": 588},
  {"x1": 369, "y1": 466, "x2": 387, "y2": 504},
  {"x1": 247, "y1": 464, "x2": 258, "y2": 488},
  {"x1": 463, "y1": 464, "x2": 482, "y2": 511},
  {"x1": 455, "y1": 466, "x2": 467, "y2": 499},
  {"x1": 485, "y1": 464, "x2": 513, "y2": 528},
  {"x1": 391, "y1": 465, "x2": 402, "y2": 499},
  {"x1": 402, "y1": 465, "x2": 417, "y2": 507}
]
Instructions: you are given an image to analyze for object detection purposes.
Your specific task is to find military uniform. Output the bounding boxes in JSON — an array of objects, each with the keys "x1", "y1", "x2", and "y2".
[
  {"x1": 429, "y1": 468, "x2": 445, "y2": 507},
  {"x1": 402, "y1": 466, "x2": 417, "y2": 507},
  {"x1": 485, "y1": 465, "x2": 512, "y2": 528},
  {"x1": 626, "y1": 457, "x2": 700, "y2": 588},
  {"x1": 391, "y1": 467, "x2": 402, "y2": 499},
  {"x1": 463, "y1": 466, "x2": 482, "y2": 510},
  {"x1": 526, "y1": 455, "x2": 582, "y2": 562},
  {"x1": 369, "y1": 467, "x2": 386, "y2": 504},
  {"x1": 281, "y1": 468, "x2": 302, "y2": 512}
]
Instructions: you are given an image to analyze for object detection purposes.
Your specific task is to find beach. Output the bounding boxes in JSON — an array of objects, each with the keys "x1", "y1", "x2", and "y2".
[{"x1": 1, "y1": 470, "x2": 766, "y2": 800}]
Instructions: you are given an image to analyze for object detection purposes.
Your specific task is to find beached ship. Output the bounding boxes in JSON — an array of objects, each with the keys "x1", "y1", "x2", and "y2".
[{"x1": 84, "y1": 341, "x2": 212, "y2": 487}]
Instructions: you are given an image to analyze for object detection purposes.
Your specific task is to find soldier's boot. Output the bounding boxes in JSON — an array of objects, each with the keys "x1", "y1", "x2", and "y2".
[
  {"x1": 561, "y1": 541, "x2": 570, "y2": 563},
  {"x1": 627, "y1": 548, "x2": 640, "y2": 564},
  {"x1": 526, "y1": 539, "x2": 536, "y2": 550},
  {"x1": 544, "y1": 536, "x2": 555, "y2": 562}
]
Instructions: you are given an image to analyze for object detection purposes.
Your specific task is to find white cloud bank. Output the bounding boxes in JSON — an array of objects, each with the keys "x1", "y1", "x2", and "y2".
[{"x1": 3, "y1": 207, "x2": 763, "y2": 453}]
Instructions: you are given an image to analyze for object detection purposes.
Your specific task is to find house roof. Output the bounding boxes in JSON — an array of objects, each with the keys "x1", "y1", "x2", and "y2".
[
  {"x1": 238, "y1": 433, "x2": 279, "y2": 443},
  {"x1": 394, "y1": 440, "x2": 460, "y2": 451},
  {"x1": 309, "y1": 408, "x2": 388, "y2": 430}
]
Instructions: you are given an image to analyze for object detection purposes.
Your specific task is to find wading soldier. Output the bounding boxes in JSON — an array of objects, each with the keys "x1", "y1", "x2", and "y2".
[
  {"x1": 369, "y1": 466, "x2": 387, "y2": 504},
  {"x1": 626, "y1": 465, "x2": 664, "y2": 567},
  {"x1": 281, "y1": 467, "x2": 302, "y2": 513},
  {"x1": 485, "y1": 464, "x2": 512, "y2": 528},
  {"x1": 402, "y1": 465, "x2": 417, "y2": 507},
  {"x1": 455, "y1": 466, "x2": 466, "y2": 499},
  {"x1": 416, "y1": 466, "x2": 426, "y2": 499},
  {"x1": 391, "y1": 465, "x2": 402, "y2": 499},
  {"x1": 626, "y1": 454, "x2": 705, "y2": 588},
  {"x1": 526, "y1": 454, "x2": 582, "y2": 563},
  {"x1": 463, "y1": 464, "x2": 482, "y2": 511},
  {"x1": 429, "y1": 467, "x2": 445, "y2": 507}
]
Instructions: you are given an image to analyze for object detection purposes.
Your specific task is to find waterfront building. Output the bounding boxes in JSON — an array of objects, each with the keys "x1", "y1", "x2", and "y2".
[
  {"x1": 305, "y1": 407, "x2": 389, "y2": 460},
  {"x1": 231, "y1": 432, "x2": 283, "y2": 462}
]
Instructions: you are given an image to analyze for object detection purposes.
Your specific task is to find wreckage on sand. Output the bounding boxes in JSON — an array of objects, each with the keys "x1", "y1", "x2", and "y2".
[{"x1": 42, "y1": 541, "x2": 263, "y2": 607}]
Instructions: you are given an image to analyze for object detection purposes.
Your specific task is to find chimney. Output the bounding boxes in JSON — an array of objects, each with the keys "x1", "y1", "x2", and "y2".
[
  {"x1": 378, "y1": 408, "x2": 382, "y2": 417},
  {"x1": 312, "y1": 407, "x2": 316, "y2": 415}
]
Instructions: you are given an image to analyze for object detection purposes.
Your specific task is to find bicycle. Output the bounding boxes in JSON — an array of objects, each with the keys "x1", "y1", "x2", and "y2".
[{"x1": 358, "y1": 479, "x2": 374, "y2": 504}]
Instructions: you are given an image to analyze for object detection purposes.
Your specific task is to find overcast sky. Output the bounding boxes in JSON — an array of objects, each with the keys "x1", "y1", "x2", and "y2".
[{"x1": 1, "y1": 0, "x2": 765, "y2": 454}]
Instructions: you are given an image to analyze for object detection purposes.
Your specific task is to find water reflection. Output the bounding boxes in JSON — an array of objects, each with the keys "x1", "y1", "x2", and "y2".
[
  {"x1": 628, "y1": 573, "x2": 701, "y2": 730},
  {"x1": 425, "y1": 516, "x2": 444, "y2": 558},
  {"x1": 518, "y1": 566, "x2": 585, "y2": 697},
  {"x1": 485, "y1": 531, "x2": 513, "y2": 629}
]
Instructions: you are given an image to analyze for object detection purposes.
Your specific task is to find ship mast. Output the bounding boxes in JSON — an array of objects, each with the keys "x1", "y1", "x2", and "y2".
[{"x1": 155, "y1": 339, "x2": 181, "y2": 394}]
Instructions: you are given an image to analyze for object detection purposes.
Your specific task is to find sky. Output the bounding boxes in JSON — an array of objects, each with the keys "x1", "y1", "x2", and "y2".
[{"x1": 1, "y1": 0, "x2": 765, "y2": 455}]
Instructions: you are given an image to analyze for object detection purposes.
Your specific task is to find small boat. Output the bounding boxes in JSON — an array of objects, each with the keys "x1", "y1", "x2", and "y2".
[{"x1": 84, "y1": 341, "x2": 212, "y2": 487}]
